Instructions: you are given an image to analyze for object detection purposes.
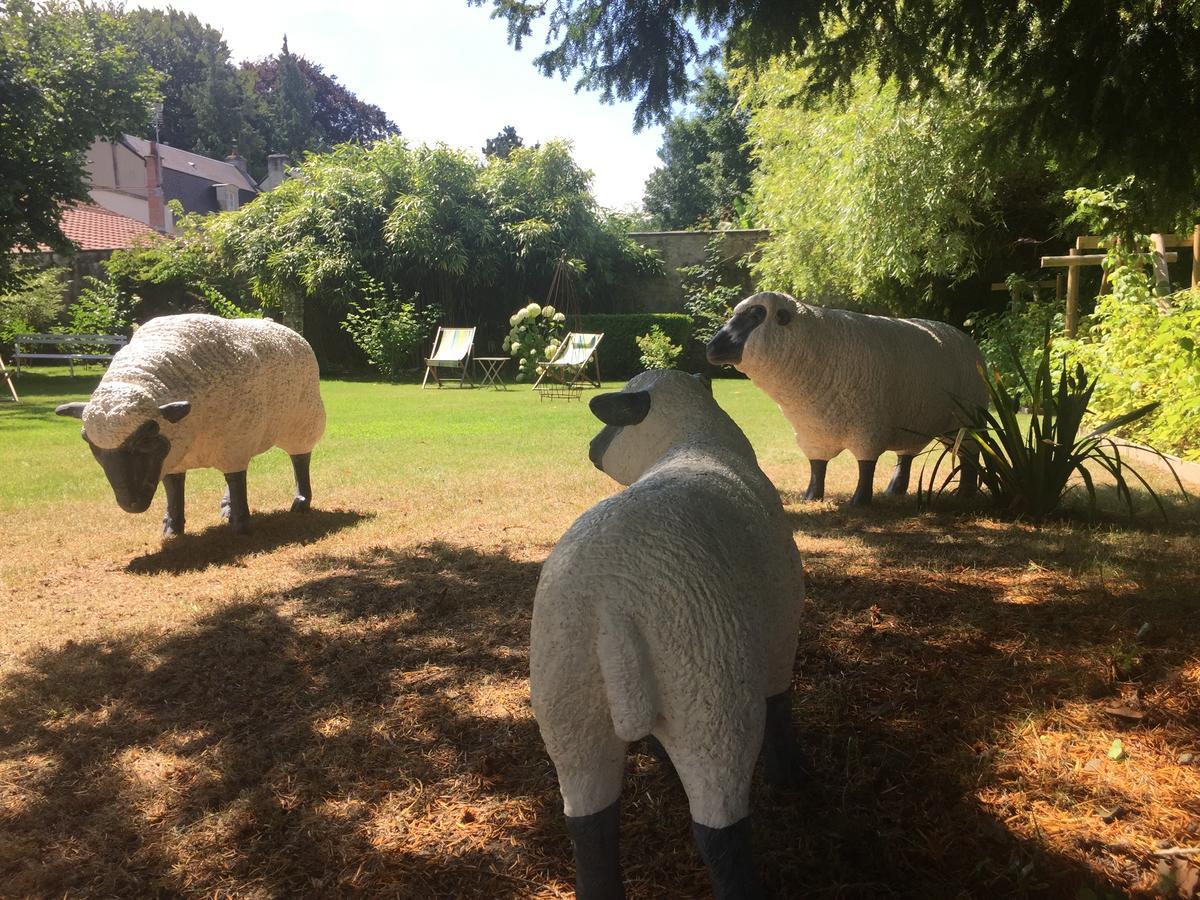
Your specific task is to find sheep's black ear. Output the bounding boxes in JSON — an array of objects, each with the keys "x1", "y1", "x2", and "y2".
[
  {"x1": 590, "y1": 390, "x2": 651, "y2": 426},
  {"x1": 55, "y1": 402, "x2": 86, "y2": 418},
  {"x1": 692, "y1": 372, "x2": 713, "y2": 393},
  {"x1": 159, "y1": 401, "x2": 191, "y2": 423},
  {"x1": 775, "y1": 306, "x2": 794, "y2": 326}
]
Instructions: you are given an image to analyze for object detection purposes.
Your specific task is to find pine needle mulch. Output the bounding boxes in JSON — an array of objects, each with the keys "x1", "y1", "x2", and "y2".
[{"x1": 2, "y1": 499, "x2": 1198, "y2": 898}]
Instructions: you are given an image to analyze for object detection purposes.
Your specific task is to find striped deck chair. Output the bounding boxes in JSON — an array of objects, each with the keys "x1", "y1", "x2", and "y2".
[
  {"x1": 422, "y1": 326, "x2": 476, "y2": 389},
  {"x1": 532, "y1": 332, "x2": 603, "y2": 391}
]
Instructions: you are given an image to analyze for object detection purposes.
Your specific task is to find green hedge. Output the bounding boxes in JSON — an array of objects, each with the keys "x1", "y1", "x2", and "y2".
[{"x1": 577, "y1": 313, "x2": 693, "y2": 378}]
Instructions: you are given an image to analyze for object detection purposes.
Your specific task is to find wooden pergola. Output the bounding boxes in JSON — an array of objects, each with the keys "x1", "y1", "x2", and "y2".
[{"x1": 1037, "y1": 226, "x2": 1200, "y2": 336}]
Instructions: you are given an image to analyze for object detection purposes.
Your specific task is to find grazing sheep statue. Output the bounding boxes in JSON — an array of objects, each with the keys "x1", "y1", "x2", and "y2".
[
  {"x1": 531, "y1": 369, "x2": 805, "y2": 900},
  {"x1": 707, "y1": 291, "x2": 988, "y2": 506},
  {"x1": 55, "y1": 314, "x2": 325, "y2": 537}
]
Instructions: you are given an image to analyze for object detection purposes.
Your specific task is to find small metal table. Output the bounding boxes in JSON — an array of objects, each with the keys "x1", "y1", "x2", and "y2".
[{"x1": 474, "y1": 356, "x2": 510, "y2": 390}]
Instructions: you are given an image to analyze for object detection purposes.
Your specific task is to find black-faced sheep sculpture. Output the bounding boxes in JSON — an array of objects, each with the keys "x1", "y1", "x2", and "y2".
[
  {"x1": 56, "y1": 314, "x2": 325, "y2": 536},
  {"x1": 531, "y1": 369, "x2": 805, "y2": 899},
  {"x1": 707, "y1": 291, "x2": 989, "y2": 505}
]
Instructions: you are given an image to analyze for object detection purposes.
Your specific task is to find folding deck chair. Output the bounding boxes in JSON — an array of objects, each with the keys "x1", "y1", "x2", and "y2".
[
  {"x1": 422, "y1": 326, "x2": 476, "y2": 389},
  {"x1": 0, "y1": 353, "x2": 16, "y2": 402},
  {"x1": 532, "y1": 332, "x2": 603, "y2": 398}
]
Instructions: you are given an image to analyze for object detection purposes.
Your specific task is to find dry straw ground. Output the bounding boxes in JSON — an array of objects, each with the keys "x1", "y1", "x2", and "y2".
[{"x1": 1, "y1": 371, "x2": 1198, "y2": 898}]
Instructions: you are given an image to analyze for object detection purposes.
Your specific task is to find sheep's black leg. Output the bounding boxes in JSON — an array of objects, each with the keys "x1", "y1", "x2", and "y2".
[
  {"x1": 958, "y1": 445, "x2": 980, "y2": 497},
  {"x1": 290, "y1": 452, "x2": 312, "y2": 512},
  {"x1": 849, "y1": 458, "x2": 877, "y2": 506},
  {"x1": 222, "y1": 471, "x2": 251, "y2": 534},
  {"x1": 162, "y1": 472, "x2": 185, "y2": 538},
  {"x1": 761, "y1": 689, "x2": 804, "y2": 791},
  {"x1": 886, "y1": 454, "x2": 914, "y2": 496},
  {"x1": 804, "y1": 459, "x2": 828, "y2": 501},
  {"x1": 565, "y1": 801, "x2": 625, "y2": 900},
  {"x1": 693, "y1": 816, "x2": 764, "y2": 900}
]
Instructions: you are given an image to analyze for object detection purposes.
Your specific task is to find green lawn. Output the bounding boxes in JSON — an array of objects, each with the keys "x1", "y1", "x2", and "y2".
[{"x1": 1, "y1": 366, "x2": 1197, "y2": 899}]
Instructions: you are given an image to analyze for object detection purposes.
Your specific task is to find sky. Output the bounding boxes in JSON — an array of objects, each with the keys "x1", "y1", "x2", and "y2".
[{"x1": 129, "y1": 0, "x2": 668, "y2": 210}]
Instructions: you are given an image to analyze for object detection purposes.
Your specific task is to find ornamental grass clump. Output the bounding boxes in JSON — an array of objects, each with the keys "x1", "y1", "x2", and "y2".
[
  {"x1": 504, "y1": 301, "x2": 566, "y2": 381},
  {"x1": 919, "y1": 329, "x2": 1182, "y2": 520}
]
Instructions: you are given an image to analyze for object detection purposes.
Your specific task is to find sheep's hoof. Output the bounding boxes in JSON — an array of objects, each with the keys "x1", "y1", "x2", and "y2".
[
  {"x1": 848, "y1": 494, "x2": 873, "y2": 507},
  {"x1": 802, "y1": 487, "x2": 824, "y2": 502},
  {"x1": 290, "y1": 495, "x2": 311, "y2": 513},
  {"x1": 227, "y1": 516, "x2": 251, "y2": 535},
  {"x1": 161, "y1": 518, "x2": 184, "y2": 539}
]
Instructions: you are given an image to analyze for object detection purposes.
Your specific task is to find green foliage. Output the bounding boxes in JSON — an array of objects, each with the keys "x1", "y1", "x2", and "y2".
[
  {"x1": 635, "y1": 326, "x2": 683, "y2": 370},
  {"x1": 269, "y1": 36, "x2": 319, "y2": 160},
  {"x1": 483, "y1": 125, "x2": 525, "y2": 159},
  {"x1": 208, "y1": 137, "x2": 659, "y2": 325},
  {"x1": 0, "y1": 266, "x2": 68, "y2": 346},
  {"x1": 1065, "y1": 252, "x2": 1200, "y2": 461},
  {"x1": 577, "y1": 313, "x2": 691, "y2": 378},
  {"x1": 0, "y1": 0, "x2": 159, "y2": 286},
  {"x1": 967, "y1": 276, "x2": 1065, "y2": 398},
  {"x1": 504, "y1": 302, "x2": 566, "y2": 382},
  {"x1": 67, "y1": 277, "x2": 134, "y2": 336},
  {"x1": 921, "y1": 335, "x2": 1171, "y2": 520},
  {"x1": 643, "y1": 68, "x2": 755, "y2": 229},
  {"x1": 341, "y1": 280, "x2": 441, "y2": 380},
  {"x1": 680, "y1": 233, "x2": 748, "y2": 345},
  {"x1": 743, "y1": 64, "x2": 1017, "y2": 311},
  {"x1": 477, "y1": 1, "x2": 1200, "y2": 220}
]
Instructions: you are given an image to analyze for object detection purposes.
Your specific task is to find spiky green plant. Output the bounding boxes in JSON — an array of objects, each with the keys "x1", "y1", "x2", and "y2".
[{"x1": 920, "y1": 331, "x2": 1182, "y2": 520}]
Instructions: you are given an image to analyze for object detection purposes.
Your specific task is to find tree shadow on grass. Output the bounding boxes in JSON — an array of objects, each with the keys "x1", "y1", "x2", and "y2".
[
  {"x1": 125, "y1": 508, "x2": 372, "y2": 575},
  {"x1": 0, "y1": 542, "x2": 571, "y2": 897},
  {"x1": 3, "y1": 535, "x2": 1170, "y2": 897}
]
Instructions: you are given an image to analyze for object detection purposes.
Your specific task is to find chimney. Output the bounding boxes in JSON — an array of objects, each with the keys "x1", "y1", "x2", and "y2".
[
  {"x1": 260, "y1": 153, "x2": 289, "y2": 191},
  {"x1": 225, "y1": 140, "x2": 251, "y2": 180},
  {"x1": 145, "y1": 139, "x2": 166, "y2": 232}
]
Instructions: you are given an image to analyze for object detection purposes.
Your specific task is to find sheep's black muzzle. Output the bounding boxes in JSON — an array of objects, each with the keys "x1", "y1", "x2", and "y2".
[
  {"x1": 84, "y1": 421, "x2": 171, "y2": 514},
  {"x1": 706, "y1": 305, "x2": 766, "y2": 365}
]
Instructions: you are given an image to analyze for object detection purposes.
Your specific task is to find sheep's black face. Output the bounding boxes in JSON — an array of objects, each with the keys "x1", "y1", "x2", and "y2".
[
  {"x1": 588, "y1": 390, "x2": 651, "y2": 473},
  {"x1": 706, "y1": 304, "x2": 767, "y2": 365},
  {"x1": 84, "y1": 420, "x2": 170, "y2": 513}
]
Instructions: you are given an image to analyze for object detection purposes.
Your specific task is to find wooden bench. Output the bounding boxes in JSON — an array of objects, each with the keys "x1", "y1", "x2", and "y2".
[{"x1": 11, "y1": 333, "x2": 128, "y2": 376}]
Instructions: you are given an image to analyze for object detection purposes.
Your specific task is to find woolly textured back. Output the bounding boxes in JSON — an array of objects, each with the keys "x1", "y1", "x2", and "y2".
[{"x1": 82, "y1": 315, "x2": 319, "y2": 452}]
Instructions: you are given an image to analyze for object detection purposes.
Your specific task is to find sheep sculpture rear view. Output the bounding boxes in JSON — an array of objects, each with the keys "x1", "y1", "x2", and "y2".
[
  {"x1": 708, "y1": 291, "x2": 989, "y2": 505},
  {"x1": 55, "y1": 314, "x2": 326, "y2": 536},
  {"x1": 531, "y1": 369, "x2": 805, "y2": 899}
]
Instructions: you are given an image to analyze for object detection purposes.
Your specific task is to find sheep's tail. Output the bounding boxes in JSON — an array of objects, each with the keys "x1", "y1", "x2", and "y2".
[{"x1": 596, "y1": 612, "x2": 658, "y2": 742}]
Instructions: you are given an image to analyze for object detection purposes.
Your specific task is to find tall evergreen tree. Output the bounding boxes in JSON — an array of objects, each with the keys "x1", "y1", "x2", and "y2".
[
  {"x1": 642, "y1": 68, "x2": 753, "y2": 228},
  {"x1": 483, "y1": 125, "x2": 524, "y2": 159},
  {"x1": 268, "y1": 36, "x2": 319, "y2": 159}
]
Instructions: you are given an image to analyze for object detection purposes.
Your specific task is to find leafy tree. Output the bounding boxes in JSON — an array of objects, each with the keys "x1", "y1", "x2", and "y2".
[
  {"x1": 244, "y1": 52, "x2": 398, "y2": 147},
  {"x1": 643, "y1": 68, "x2": 753, "y2": 229},
  {"x1": 483, "y1": 125, "x2": 524, "y2": 159},
  {"x1": 0, "y1": 0, "x2": 158, "y2": 285},
  {"x1": 475, "y1": 0, "x2": 1200, "y2": 214},
  {"x1": 267, "y1": 36, "x2": 319, "y2": 159},
  {"x1": 120, "y1": 138, "x2": 659, "y2": 342},
  {"x1": 743, "y1": 60, "x2": 1065, "y2": 314}
]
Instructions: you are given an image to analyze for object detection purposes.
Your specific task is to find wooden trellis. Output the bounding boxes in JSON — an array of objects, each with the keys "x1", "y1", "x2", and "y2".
[{"x1": 1036, "y1": 226, "x2": 1199, "y2": 336}]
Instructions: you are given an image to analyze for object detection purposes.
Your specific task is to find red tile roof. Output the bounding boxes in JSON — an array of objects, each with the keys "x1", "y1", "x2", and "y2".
[{"x1": 54, "y1": 203, "x2": 159, "y2": 251}]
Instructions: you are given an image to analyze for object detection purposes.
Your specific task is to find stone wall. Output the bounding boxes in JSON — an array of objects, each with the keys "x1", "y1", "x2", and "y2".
[{"x1": 625, "y1": 229, "x2": 768, "y2": 312}]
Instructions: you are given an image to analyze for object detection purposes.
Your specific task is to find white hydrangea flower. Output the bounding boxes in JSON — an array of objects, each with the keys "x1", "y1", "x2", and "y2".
[
  {"x1": 509, "y1": 313, "x2": 520, "y2": 326},
  {"x1": 542, "y1": 305, "x2": 555, "y2": 318},
  {"x1": 511, "y1": 342, "x2": 521, "y2": 354},
  {"x1": 553, "y1": 312, "x2": 566, "y2": 323},
  {"x1": 526, "y1": 303, "x2": 541, "y2": 317}
]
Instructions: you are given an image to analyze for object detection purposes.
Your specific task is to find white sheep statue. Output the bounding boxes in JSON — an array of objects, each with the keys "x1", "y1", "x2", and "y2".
[
  {"x1": 55, "y1": 313, "x2": 325, "y2": 536},
  {"x1": 707, "y1": 291, "x2": 989, "y2": 505},
  {"x1": 531, "y1": 369, "x2": 805, "y2": 899}
]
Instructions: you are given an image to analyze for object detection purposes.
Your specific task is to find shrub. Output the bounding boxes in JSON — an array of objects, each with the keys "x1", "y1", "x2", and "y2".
[
  {"x1": 342, "y1": 280, "x2": 441, "y2": 380},
  {"x1": 577, "y1": 313, "x2": 691, "y2": 378},
  {"x1": 679, "y1": 234, "x2": 750, "y2": 346},
  {"x1": 1068, "y1": 286, "x2": 1200, "y2": 462},
  {"x1": 967, "y1": 275, "x2": 1066, "y2": 397},
  {"x1": 66, "y1": 276, "x2": 134, "y2": 338},
  {"x1": 504, "y1": 301, "x2": 567, "y2": 382},
  {"x1": 0, "y1": 266, "x2": 67, "y2": 347},
  {"x1": 636, "y1": 326, "x2": 683, "y2": 370}
]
